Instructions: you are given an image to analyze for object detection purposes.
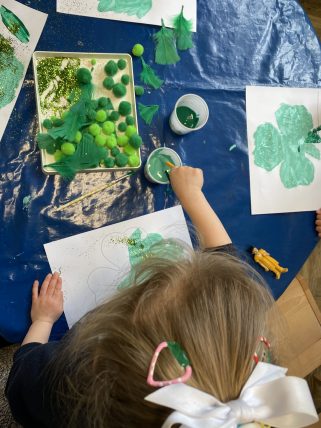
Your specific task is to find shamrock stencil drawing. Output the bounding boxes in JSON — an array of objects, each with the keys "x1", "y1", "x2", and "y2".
[{"x1": 253, "y1": 104, "x2": 321, "y2": 189}]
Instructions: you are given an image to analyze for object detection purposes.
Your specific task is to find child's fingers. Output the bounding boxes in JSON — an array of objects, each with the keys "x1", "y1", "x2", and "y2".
[
  {"x1": 39, "y1": 273, "x2": 52, "y2": 296},
  {"x1": 54, "y1": 277, "x2": 63, "y2": 296},
  {"x1": 47, "y1": 272, "x2": 60, "y2": 296},
  {"x1": 32, "y1": 280, "x2": 39, "y2": 302}
]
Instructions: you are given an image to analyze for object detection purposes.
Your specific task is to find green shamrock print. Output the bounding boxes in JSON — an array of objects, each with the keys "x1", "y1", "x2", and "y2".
[{"x1": 253, "y1": 104, "x2": 321, "y2": 189}]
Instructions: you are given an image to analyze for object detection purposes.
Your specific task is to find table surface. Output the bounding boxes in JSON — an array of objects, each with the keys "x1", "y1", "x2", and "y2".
[{"x1": 1, "y1": 0, "x2": 321, "y2": 343}]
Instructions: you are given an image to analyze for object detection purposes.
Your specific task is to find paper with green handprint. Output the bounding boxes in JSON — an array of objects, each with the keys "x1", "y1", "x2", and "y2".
[{"x1": 246, "y1": 86, "x2": 321, "y2": 214}]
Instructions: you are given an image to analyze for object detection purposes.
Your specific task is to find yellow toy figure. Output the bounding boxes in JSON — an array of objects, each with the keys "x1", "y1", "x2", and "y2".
[{"x1": 252, "y1": 247, "x2": 288, "y2": 279}]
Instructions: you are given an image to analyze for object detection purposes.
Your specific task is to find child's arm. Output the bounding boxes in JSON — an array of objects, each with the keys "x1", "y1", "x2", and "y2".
[
  {"x1": 169, "y1": 166, "x2": 232, "y2": 248},
  {"x1": 21, "y1": 272, "x2": 63, "y2": 346},
  {"x1": 316, "y1": 209, "x2": 321, "y2": 238}
]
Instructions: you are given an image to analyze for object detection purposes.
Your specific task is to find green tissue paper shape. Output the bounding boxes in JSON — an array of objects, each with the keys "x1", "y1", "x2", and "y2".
[
  {"x1": 138, "y1": 103, "x2": 159, "y2": 125},
  {"x1": 0, "y1": 6, "x2": 30, "y2": 43},
  {"x1": 154, "y1": 19, "x2": 180, "y2": 65},
  {"x1": 253, "y1": 104, "x2": 321, "y2": 189},
  {"x1": 98, "y1": 0, "x2": 152, "y2": 18}
]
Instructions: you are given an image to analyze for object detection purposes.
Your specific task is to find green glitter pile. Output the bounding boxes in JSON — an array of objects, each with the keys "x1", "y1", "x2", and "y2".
[
  {"x1": 0, "y1": 34, "x2": 24, "y2": 109},
  {"x1": 37, "y1": 63, "x2": 143, "y2": 179}
]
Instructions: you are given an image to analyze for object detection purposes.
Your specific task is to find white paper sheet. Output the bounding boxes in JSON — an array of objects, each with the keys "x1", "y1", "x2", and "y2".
[
  {"x1": 44, "y1": 206, "x2": 192, "y2": 327},
  {"x1": 0, "y1": 1, "x2": 47, "y2": 142},
  {"x1": 246, "y1": 86, "x2": 321, "y2": 215},
  {"x1": 57, "y1": 0, "x2": 197, "y2": 31}
]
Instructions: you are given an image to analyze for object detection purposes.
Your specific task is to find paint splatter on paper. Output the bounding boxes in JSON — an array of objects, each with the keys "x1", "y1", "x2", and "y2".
[
  {"x1": 246, "y1": 86, "x2": 321, "y2": 214},
  {"x1": 0, "y1": 0, "x2": 47, "y2": 142},
  {"x1": 98, "y1": 0, "x2": 152, "y2": 18}
]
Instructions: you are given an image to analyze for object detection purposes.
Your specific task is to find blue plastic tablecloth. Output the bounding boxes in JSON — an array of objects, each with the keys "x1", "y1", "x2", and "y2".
[{"x1": 1, "y1": 0, "x2": 320, "y2": 343}]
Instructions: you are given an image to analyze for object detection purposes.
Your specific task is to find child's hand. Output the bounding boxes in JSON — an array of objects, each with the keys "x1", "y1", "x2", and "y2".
[
  {"x1": 316, "y1": 209, "x2": 321, "y2": 238},
  {"x1": 31, "y1": 272, "x2": 64, "y2": 325},
  {"x1": 169, "y1": 166, "x2": 204, "y2": 203}
]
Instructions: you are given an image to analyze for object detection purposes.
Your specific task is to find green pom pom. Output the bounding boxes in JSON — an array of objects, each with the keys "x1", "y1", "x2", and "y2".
[
  {"x1": 74, "y1": 131, "x2": 82, "y2": 143},
  {"x1": 117, "y1": 59, "x2": 127, "y2": 70},
  {"x1": 118, "y1": 122, "x2": 127, "y2": 132},
  {"x1": 132, "y1": 43, "x2": 144, "y2": 57},
  {"x1": 117, "y1": 135, "x2": 129, "y2": 147},
  {"x1": 126, "y1": 116, "x2": 135, "y2": 126},
  {"x1": 121, "y1": 74, "x2": 130, "y2": 85},
  {"x1": 113, "y1": 83, "x2": 127, "y2": 98},
  {"x1": 96, "y1": 110, "x2": 107, "y2": 122},
  {"x1": 118, "y1": 101, "x2": 132, "y2": 116},
  {"x1": 91, "y1": 58, "x2": 97, "y2": 66},
  {"x1": 91, "y1": 100, "x2": 99, "y2": 110},
  {"x1": 54, "y1": 150, "x2": 63, "y2": 161},
  {"x1": 111, "y1": 146, "x2": 120, "y2": 157},
  {"x1": 104, "y1": 60, "x2": 118, "y2": 76},
  {"x1": 129, "y1": 134, "x2": 142, "y2": 149},
  {"x1": 43, "y1": 119, "x2": 52, "y2": 129},
  {"x1": 125, "y1": 125, "x2": 137, "y2": 138},
  {"x1": 76, "y1": 68, "x2": 92, "y2": 84},
  {"x1": 135, "y1": 86, "x2": 145, "y2": 96},
  {"x1": 123, "y1": 144, "x2": 137, "y2": 156},
  {"x1": 104, "y1": 157, "x2": 115, "y2": 168},
  {"x1": 115, "y1": 153, "x2": 129, "y2": 167},
  {"x1": 102, "y1": 121, "x2": 115, "y2": 135},
  {"x1": 109, "y1": 111, "x2": 120, "y2": 122},
  {"x1": 106, "y1": 135, "x2": 117, "y2": 149},
  {"x1": 103, "y1": 77, "x2": 115, "y2": 90},
  {"x1": 53, "y1": 118, "x2": 64, "y2": 127},
  {"x1": 95, "y1": 134, "x2": 107, "y2": 147},
  {"x1": 87, "y1": 109, "x2": 97, "y2": 121},
  {"x1": 61, "y1": 142, "x2": 76, "y2": 156},
  {"x1": 89, "y1": 123, "x2": 101, "y2": 136},
  {"x1": 128, "y1": 154, "x2": 140, "y2": 167},
  {"x1": 98, "y1": 97, "x2": 109, "y2": 108}
]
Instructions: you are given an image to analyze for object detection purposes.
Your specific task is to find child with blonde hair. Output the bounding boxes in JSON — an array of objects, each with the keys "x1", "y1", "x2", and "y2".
[{"x1": 6, "y1": 167, "x2": 318, "y2": 428}]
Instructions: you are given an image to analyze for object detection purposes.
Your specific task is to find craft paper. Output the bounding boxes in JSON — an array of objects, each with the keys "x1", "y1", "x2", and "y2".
[
  {"x1": 0, "y1": 1, "x2": 47, "y2": 142},
  {"x1": 246, "y1": 86, "x2": 321, "y2": 215},
  {"x1": 44, "y1": 206, "x2": 192, "y2": 327},
  {"x1": 57, "y1": 0, "x2": 197, "y2": 31}
]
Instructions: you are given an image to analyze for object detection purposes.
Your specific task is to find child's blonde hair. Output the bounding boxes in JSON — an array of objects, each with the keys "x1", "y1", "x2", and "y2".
[{"x1": 50, "y1": 245, "x2": 276, "y2": 428}]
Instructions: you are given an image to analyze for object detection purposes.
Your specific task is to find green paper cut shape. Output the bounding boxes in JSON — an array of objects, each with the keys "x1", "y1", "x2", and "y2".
[
  {"x1": 154, "y1": 19, "x2": 180, "y2": 65},
  {"x1": 138, "y1": 103, "x2": 159, "y2": 125},
  {"x1": 46, "y1": 135, "x2": 107, "y2": 180},
  {"x1": 173, "y1": 6, "x2": 193, "y2": 51},
  {"x1": 167, "y1": 342, "x2": 190, "y2": 368},
  {"x1": 97, "y1": 0, "x2": 152, "y2": 18},
  {"x1": 0, "y1": 5, "x2": 30, "y2": 43},
  {"x1": 140, "y1": 57, "x2": 163, "y2": 89},
  {"x1": 253, "y1": 104, "x2": 321, "y2": 189}
]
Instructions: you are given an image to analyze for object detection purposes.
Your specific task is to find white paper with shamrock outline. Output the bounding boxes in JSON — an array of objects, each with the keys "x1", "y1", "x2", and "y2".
[
  {"x1": 246, "y1": 86, "x2": 321, "y2": 214},
  {"x1": 44, "y1": 205, "x2": 192, "y2": 327}
]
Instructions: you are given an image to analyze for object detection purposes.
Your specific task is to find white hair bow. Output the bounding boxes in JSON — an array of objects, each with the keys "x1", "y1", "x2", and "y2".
[{"x1": 145, "y1": 362, "x2": 318, "y2": 428}]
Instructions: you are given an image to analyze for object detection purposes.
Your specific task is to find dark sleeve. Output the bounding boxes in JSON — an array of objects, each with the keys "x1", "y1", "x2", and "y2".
[
  {"x1": 5, "y1": 342, "x2": 61, "y2": 428},
  {"x1": 204, "y1": 244, "x2": 239, "y2": 257}
]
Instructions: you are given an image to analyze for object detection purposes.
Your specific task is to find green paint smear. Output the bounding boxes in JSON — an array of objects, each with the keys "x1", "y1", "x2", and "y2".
[
  {"x1": 36, "y1": 57, "x2": 81, "y2": 115},
  {"x1": 253, "y1": 103, "x2": 320, "y2": 189},
  {"x1": 98, "y1": 0, "x2": 152, "y2": 18},
  {"x1": 0, "y1": 35, "x2": 24, "y2": 109},
  {"x1": 147, "y1": 151, "x2": 176, "y2": 183},
  {"x1": 176, "y1": 106, "x2": 199, "y2": 129},
  {"x1": 117, "y1": 228, "x2": 184, "y2": 290},
  {"x1": 0, "y1": 6, "x2": 30, "y2": 43}
]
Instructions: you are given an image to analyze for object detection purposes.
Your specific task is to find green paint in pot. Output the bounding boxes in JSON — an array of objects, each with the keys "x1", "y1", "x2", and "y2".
[
  {"x1": 176, "y1": 106, "x2": 199, "y2": 129},
  {"x1": 147, "y1": 151, "x2": 177, "y2": 183}
]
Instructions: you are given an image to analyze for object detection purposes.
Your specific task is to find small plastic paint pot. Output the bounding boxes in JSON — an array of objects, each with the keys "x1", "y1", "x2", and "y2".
[
  {"x1": 169, "y1": 94, "x2": 209, "y2": 135},
  {"x1": 144, "y1": 147, "x2": 182, "y2": 185}
]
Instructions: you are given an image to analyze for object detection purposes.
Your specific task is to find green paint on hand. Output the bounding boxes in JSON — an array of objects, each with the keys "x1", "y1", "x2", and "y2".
[
  {"x1": 147, "y1": 150, "x2": 176, "y2": 183},
  {"x1": 0, "y1": 36, "x2": 24, "y2": 109},
  {"x1": 176, "y1": 106, "x2": 199, "y2": 129},
  {"x1": 253, "y1": 104, "x2": 320, "y2": 189},
  {"x1": 0, "y1": 6, "x2": 30, "y2": 43},
  {"x1": 98, "y1": 0, "x2": 152, "y2": 18}
]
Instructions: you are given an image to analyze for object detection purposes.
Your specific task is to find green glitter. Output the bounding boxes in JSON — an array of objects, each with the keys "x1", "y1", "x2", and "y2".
[
  {"x1": 0, "y1": 35, "x2": 24, "y2": 109},
  {"x1": 0, "y1": 6, "x2": 30, "y2": 43},
  {"x1": 36, "y1": 57, "x2": 81, "y2": 115}
]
